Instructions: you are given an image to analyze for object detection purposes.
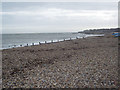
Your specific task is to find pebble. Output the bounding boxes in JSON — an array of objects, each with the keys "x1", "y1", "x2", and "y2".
[{"x1": 2, "y1": 35, "x2": 118, "y2": 88}]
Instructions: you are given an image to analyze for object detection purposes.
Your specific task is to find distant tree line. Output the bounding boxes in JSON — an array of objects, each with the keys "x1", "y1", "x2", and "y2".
[{"x1": 78, "y1": 28, "x2": 119, "y2": 34}]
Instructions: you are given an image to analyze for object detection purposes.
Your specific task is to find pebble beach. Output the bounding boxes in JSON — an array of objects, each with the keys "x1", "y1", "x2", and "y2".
[{"x1": 2, "y1": 34, "x2": 119, "y2": 88}]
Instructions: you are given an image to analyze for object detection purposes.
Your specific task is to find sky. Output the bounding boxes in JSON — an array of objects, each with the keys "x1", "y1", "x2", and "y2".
[{"x1": 2, "y1": 2, "x2": 118, "y2": 33}]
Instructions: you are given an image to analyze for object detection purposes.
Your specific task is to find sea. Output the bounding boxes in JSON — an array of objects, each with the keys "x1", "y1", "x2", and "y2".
[{"x1": 1, "y1": 33, "x2": 104, "y2": 50}]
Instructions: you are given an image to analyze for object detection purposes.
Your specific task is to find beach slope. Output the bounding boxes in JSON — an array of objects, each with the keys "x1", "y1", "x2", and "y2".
[{"x1": 2, "y1": 34, "x2": 118, "y2": 88}]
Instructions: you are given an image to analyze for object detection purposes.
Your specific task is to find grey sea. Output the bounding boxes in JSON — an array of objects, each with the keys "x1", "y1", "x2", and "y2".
[{"x1": 2, "y1": 33, "x2": 104, "y2": 49}]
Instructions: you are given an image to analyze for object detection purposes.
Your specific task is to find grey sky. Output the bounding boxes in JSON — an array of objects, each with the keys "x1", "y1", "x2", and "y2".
[{"x1": 2, "y1": 2, "x2": 118, "y2": 33}]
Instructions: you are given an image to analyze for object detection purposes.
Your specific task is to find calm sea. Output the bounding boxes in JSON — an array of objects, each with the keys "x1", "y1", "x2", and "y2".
[{"x1": 2, "y1": 33, "x2": 104, "y2": 49}]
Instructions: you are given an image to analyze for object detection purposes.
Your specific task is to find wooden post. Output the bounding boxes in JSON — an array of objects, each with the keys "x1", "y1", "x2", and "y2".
[
  {"x1": 39, "y1": 42, "x2": 41, "y2": 45},
  {"x1": 20, "y1": 45, "x2": 22, "y2": 47},
  {"x1": 32, "y1": 43, "x2": 34, "y2": 45},
  {"x1": 76, "y1": 37, "x2": 78, "y2": 39},
  {"x1": 51, "y1": 40, "x2": 53, "y2": 43},
  {"x1": 64, "y1": 39, "x2": 65, "y2": 41},
  {"x1": 45, "y1": 41, "x2": 47, "y2": 44},
  {"x1": 27, "y1": 44, "x2": 28, "y2": 46},
  {"x1": 70, "y1": 38, "x2": 71, "y2": 40},
  {"x1": 14, "y1": 45, "x2": 16, "y2": 47}
]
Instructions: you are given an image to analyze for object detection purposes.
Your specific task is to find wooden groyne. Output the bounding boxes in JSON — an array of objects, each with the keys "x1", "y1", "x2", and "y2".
[{"x1": 8, "y1": 37, "x2": 81, "y2": 49}]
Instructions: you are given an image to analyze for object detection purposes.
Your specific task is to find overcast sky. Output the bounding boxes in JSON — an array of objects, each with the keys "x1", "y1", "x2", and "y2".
[{"x1": 2, "y1": 2, "x2": 118, "y2": 33}]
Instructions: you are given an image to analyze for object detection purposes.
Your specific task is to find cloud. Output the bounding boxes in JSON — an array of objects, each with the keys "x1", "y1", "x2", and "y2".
[
  {"x1": 1, "y1": 0, "x2": 119, "y2": 2},
  {"x1": 2, "y1": 2, "x2": 118, "y2": 33},
  {"x1": 2, "y1": 8, "x2": 117, "y2": 20}
]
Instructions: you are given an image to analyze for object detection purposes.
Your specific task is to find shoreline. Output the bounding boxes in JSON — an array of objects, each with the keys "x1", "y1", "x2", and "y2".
[
  {"x1": 1, "y1": 34, "x2": 104, "y2": 50},
  {"x1": 2, "y1": 34, "x2": 118, "y2": 88}
]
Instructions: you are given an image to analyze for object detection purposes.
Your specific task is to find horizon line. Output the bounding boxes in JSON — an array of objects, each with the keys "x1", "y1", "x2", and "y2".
[{"x1": 2, "y1": 27, "x2": 118, "y2": 34}]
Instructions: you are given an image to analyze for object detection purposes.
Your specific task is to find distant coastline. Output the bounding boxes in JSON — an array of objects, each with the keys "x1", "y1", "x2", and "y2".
[{"x1": 78, "y1": 28, "x2": 119, "y2": 34}]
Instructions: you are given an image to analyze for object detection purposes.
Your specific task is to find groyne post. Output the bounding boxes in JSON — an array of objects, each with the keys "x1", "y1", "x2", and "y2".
[
  {"x1": 14, "y1": 45, "x2": 16, "y2": 47},
  {"x1": 32, "y1": 43, "x2": 34, "y2": 45},
  {"x1": 45, "y1": 41, "x2": 47, "y2": 44},
  {"x1": 51, "y1": 40, "x2": 53, "y2": 43},
  {"x1": 39, "y1": 42, "x2": 41, "y2": 45}
]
